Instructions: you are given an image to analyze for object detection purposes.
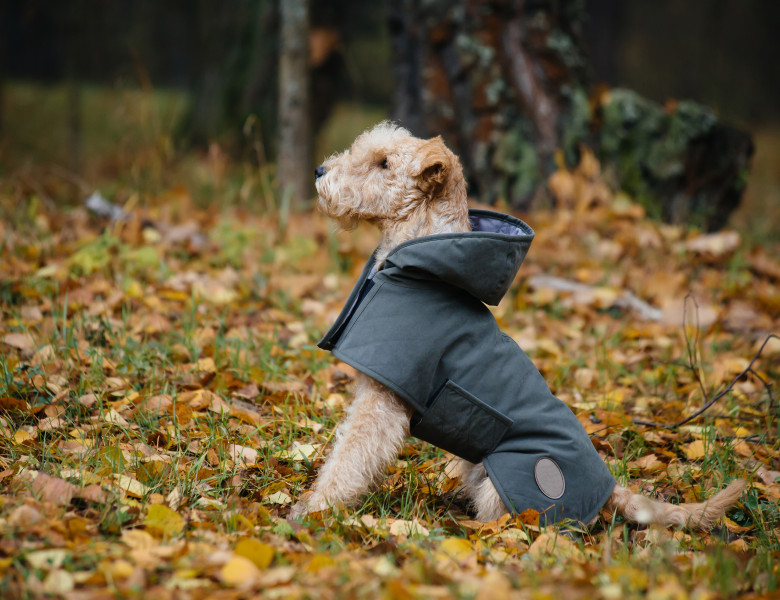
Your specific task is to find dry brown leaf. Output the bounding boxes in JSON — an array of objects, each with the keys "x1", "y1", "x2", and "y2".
[
  {"x1": 8, "y1": 504, "x2": 43, "y2": 528},
  {"x1": 2, "y1": 332, "x2": 36, "y2": 352},
  {"x1": 30, "y1": 472, "x2": 77, "y2": 505},
  {"x1": 138, "y1": 394, "x2": 172, "y2": 414},
  {"x1": 229, "y1": 444, "x2": 258, "y2": 465}
]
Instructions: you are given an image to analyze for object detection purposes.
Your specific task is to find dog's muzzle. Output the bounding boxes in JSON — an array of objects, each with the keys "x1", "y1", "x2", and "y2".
[{"x1": 314, "y1": 165, "x2": 327, "y2": 180}]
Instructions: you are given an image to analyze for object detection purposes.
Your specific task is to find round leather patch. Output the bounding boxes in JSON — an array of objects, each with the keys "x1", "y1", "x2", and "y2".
[{"x1": 534, "y1": 457, "x2": 565, "y2": 499}]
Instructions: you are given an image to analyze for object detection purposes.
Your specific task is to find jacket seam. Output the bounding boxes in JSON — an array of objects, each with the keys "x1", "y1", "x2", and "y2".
[
  {"x1": 385, "y1": 234, "x2": 530, "y2": 261},
  {"x1": 333, "y1": 280, "x2": 384, "y2": 342}
]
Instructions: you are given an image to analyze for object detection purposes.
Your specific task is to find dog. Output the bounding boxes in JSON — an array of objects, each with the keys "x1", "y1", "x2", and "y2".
[{"x1": 290, "y1": 122, "x2": 746, "y2": 529}]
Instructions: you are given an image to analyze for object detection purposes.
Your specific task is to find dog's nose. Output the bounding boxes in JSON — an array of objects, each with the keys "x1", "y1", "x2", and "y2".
[{"x1": 314, "y1": 165, "x2": 327, "y2": 180}]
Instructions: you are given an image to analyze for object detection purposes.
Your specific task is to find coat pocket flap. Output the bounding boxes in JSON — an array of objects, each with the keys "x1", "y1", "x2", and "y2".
[{"x1": 410, "y1": 380, "x2": 513, "y2": 463}]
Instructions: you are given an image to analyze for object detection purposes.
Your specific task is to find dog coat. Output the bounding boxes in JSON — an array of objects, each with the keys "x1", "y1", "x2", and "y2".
[{"x1": 318, "y1": 209, "x2": 616, "y2": 525}]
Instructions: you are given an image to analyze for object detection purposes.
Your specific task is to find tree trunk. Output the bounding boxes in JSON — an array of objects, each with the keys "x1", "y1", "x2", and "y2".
[
  {"x1": 389, "y1": 0, "x2": 426, "y2": 138},
  {"x1": 390, "y1": 0, "x2": 753, "y2": 230},
  {"x1": 278, "y1": 0, "x2": 312, "y2": 208}
]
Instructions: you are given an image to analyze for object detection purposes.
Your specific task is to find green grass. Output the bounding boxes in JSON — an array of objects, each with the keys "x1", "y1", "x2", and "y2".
[{"x1": 1, "y1": 81, "x2": 187, "y2": 177}]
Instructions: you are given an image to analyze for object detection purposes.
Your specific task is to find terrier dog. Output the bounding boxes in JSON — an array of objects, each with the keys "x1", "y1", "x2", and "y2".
[{"x1": 290, "y1": 122, "x2": 745, "y2": 528}]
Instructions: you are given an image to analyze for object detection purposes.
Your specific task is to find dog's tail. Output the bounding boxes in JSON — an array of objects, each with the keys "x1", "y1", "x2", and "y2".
[{"x1": 606, "y1": 480, "x2": 746, "y2": 530}]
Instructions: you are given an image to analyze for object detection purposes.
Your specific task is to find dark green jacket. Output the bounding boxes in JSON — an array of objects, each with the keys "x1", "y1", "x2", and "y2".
[{"x1": 319, "y1": 209, "x2": 616, "y2": 525}]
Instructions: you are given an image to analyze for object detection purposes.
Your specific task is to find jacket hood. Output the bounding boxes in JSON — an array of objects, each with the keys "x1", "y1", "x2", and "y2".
[{"x1": 381, "y1": 209, "x2": 535, "y2": 306}]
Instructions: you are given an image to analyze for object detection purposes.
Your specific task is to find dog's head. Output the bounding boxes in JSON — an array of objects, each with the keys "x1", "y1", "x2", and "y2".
[{"x1": 314, "y1": 122, "x2": 467, "y2": 232}]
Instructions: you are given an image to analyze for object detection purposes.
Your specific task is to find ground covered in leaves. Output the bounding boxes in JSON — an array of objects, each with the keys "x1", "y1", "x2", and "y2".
[{"x1": 1, "y1": 154, "x2": 779, "y2": 599}]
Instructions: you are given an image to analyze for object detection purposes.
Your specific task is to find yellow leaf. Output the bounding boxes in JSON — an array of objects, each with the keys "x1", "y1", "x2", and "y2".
[
  {"x1": 527, "y1": 532, "x2": 577, "y2": 559},
  {"x1": 305, "y1": 554, "x2": 336, "y2": 573},
  {"x1": 145, "y1": 504, "x2": 185, "y2": 537},
  {"x1": 227, "y1": 513, "x2": 254, "y2": 533},
  {"x1": 606, "y1": 565, "x2": 649, "y2": 591},
  {"x1": 684, "y1": 440, "x2": 706, "y2": 460},
  {"x1": 113, "y1": 474, "x2": 149, "y2": 498},
  {"x1": 104, "y1": 559, "x2": 134, "y2": 579},
  {"x1": 597, "y1": 389, "x2": 624, "y2": 409},
  {"x1": 219, "y1": 555, "x2": 260, "y2": 588},
  {"x1": 124, "y1": 279, "x2": 144, "y2": 299},
  {"x1": 195, "y1": 357, "x2": 216, "y2": 373},
  {"x1": 234, "y1": 538, "x2": 274, "y2": 570},
  {"x1": 13, "y1": 429, "x2": 34, "y2": 445},
  {"x1": 437, "y1": 537, "x2": 473, "y2": 562}
]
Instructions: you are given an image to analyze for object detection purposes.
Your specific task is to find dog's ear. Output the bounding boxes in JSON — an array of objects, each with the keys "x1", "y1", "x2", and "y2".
[{"x1": 412, "y1": 136, "x2": 452, "y2": 197}]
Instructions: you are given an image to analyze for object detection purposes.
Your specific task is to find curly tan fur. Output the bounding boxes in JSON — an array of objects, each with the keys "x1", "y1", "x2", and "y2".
[{"x1": 290, "y1": 122, "x2": 745, "y2": 529}]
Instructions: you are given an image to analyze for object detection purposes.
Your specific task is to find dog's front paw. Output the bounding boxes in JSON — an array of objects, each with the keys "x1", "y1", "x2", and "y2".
[
  {"x1": 289, "y1": 500, "x2": 310, "y2": 520},
  {"x1": 289, "y1": 491, "x2": 322, "y2": 520}
]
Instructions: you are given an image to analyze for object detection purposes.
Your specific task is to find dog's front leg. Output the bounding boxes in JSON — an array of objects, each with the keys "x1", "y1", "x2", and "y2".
[{"x1": 290, "y1": 374, "x2": 412, "y2": 518}]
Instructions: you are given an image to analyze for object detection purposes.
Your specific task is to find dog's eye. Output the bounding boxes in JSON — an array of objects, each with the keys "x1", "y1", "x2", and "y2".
[{"x1": 380, "y1": 159, "x2": 388, "y2": 169}]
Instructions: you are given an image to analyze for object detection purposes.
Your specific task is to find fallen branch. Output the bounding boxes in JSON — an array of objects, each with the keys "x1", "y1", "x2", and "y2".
[
  {"x1": 527, "y1": 274, "x2": 663, "y2": 321},
  {"x1": 633, "y1": 333, "x2": 778, "y2": 429}
]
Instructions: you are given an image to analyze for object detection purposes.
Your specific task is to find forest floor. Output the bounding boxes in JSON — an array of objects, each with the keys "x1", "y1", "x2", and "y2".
[{"x1": 1, "y1": 85, "x2": 779, "y2": 598}]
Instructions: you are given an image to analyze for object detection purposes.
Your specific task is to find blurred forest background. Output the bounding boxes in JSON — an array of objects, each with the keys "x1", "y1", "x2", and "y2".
[{"x1": 1, "y1": 0, "x2": 779, "y2": 241}]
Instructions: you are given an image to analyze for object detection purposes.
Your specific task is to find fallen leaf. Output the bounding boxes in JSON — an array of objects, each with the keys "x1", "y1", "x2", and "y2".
[
  {"x1": 283, "y1": 443, "x2": 318, "y2": 462},
  {"x1": 122, "y1": 529, "x2": 157, "y2": 550},
  {"x1": 112, "y1": 474, "x2": 150, "y2": 498},
  {"x1": 437, "y1": 537, "x2": 473, "y2": 562},
  {"x1": 8, "y1": 504, "x2": 43, "y2": 528},
  {"x1": 229, "y1": 444, "x2": 259, "y2": 465},
  {"x1": 26, "y1": 549, "x2": 70, "y2": 570},
  {"x1": 42, "y1": 570, "x2": 75, "y2": 595},
  {"x1": 104, "y1": 409, "x2": 129, "y2": 427},
  {"x1": 265, "y1": 491, "x2": 292, "y2": 505},
  {"x1": 234, "y1": 538, "x2": 275, "y2": 570},
  {"x1": 527, "y1": 532, "x2": 578, "y2": 559},
  {"x1": 30, "y1": 472, "x2": 77, "y2": 505},
  {"x1": 145, "y1": 504, "x2": 185, "y2": 537},
  {"x1": 219, "y1": 555, "x2": 260, "y2": 588},
  {"x1": 138, "y1": 394, "x2": 172, "y2": 414},
  {"x1": 2, "y1": 332, "x2": 36, "y2": 352},
  {"x1": 388, "y1": 519, "x2": 429, "y2": 538},
  {"x1": 684, "y1": 440, "x2": 706, "y2": 460}
]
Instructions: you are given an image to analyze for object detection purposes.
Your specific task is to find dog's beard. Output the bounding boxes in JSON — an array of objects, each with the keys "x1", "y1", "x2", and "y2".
[
  {"x1": 330, "y1": 214, "x2": 360, "y2": 232},
  {"x1": 316, "y1": 193, "x2": 360, "y2": 231}
]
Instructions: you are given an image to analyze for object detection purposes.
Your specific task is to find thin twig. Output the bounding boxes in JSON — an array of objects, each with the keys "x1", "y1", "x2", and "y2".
[{"x1": 633, "y1": 333, "x2": 779, "y2": 429}]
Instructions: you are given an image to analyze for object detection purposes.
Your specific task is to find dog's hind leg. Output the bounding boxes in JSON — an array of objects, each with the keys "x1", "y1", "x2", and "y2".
[
  {"x1": 452, "y1": 459, "x2": 509, "y2": 522},
  {"x1": 290, "y1": 374, "x2": 412, "y2": 518}
]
